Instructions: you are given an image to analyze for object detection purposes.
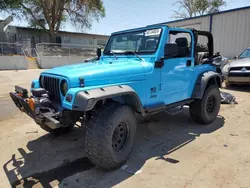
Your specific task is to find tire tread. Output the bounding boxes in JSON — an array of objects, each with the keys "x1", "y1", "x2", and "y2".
[
  {"x1": 190, "y1": 85, "x2": 220, "y2": 125},
  {"x1": 85, "y1": 103, "x2": 136, "y2": 170}
]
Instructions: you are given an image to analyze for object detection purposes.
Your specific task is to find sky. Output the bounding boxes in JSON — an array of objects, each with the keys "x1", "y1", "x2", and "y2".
[{"x1": 0, "y1": 0, "x2": 249, "y2": 35}]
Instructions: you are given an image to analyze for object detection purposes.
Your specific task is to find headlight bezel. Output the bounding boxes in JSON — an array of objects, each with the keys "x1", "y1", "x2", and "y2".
[
  {"x1": 60, "y1": 79, "x2": 68, "y2": 96},
  {"x1": 222, "y1": 63, "x2": 230, "y2": 73}
]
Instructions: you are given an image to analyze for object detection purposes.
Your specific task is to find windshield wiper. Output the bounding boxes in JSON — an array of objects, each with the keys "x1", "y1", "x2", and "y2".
[
  {"x1": 111, "y1": 50, "x2": 118, "y2": 59},
  {"x1": 123, "y1": 50, "x2": 143, "y2": 61}
]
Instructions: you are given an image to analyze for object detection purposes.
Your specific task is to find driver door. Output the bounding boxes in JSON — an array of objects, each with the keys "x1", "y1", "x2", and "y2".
[{"x1": 161, "y1": 29, "x2": 194, "y2": 105}]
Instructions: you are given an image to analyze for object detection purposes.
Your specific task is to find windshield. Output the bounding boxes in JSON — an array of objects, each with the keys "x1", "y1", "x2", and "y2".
[
  {"x1": 103, "y1": 28, "x2": 162, "y2": 55},
  {"x1": 239, "y1": 48, "x2": 250, "y2": 59}
]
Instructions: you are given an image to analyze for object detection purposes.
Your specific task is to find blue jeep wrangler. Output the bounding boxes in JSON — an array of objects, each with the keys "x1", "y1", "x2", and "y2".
[{"x1": 10, "y1": 25, "x2": 222, "y2": 170}]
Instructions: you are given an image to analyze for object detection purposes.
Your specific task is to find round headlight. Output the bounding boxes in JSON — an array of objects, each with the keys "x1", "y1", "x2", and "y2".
[{"x1": 60, "y1": 80, "x2": 68, "y2": 96}]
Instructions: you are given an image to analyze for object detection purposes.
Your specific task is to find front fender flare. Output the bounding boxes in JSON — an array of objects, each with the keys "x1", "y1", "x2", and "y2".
[
  {"x1": 192, "y1": 71, "x2": 222, "y2": 99},
  {"x1": 72, "y1": 85, "x2": 146, "y2": 116}
]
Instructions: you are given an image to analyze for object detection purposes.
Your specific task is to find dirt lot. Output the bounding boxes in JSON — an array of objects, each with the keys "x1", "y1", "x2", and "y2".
[{"x1": 0, "y1": 70, "x2": 250, "y2": 188}]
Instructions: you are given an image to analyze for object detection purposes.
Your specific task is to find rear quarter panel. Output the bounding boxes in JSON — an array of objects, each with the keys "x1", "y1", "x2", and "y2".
[{"x1": 188, "y1": 64, "x2": 217, "y2": 97}]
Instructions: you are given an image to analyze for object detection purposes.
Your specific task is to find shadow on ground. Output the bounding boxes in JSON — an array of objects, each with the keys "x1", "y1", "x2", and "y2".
[{"x1": 3, "y1": 109, "x2": 224, "y2": 188}]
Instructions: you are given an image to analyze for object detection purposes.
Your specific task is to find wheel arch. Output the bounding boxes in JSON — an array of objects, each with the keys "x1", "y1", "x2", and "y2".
[
  {"x1": 73, "y1": 85, "x2": 146, "y2": 116},
  {"x1": 192, "y1": 71, "x2": 222, "y2": 99}
]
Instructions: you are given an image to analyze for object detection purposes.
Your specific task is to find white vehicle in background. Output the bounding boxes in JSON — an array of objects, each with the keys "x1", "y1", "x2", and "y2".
[{"x1": 222, "y1": 47, "x2": 250, "y2": 87}]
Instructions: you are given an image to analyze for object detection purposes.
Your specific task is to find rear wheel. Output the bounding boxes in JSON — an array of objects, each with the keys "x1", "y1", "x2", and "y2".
[
  {"x1": 85, "y1": 103, "x2": 137, "y2": 170},
  {"x1": 190, "y1": 85, "x2": 221, "y2": 124}
]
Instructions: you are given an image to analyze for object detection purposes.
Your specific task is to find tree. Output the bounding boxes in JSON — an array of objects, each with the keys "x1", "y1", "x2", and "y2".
[
  {"x1": 1, "y1": 0, "x2": 105, "y2": 42},
  {"x1": 0, "y1": 0, "x2": 20, "y2": 9},
  {"x1": 173, "y1": 0, "x2": 226, "y2": 19}
]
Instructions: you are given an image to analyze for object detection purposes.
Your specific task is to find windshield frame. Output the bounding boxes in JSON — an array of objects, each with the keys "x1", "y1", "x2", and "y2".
[
  {"x1": 103, "y1": 27, "x2": 163, "y2": 56},
  {"x1": 238, "y1": 48, "x2": 250, "y2": 59}
]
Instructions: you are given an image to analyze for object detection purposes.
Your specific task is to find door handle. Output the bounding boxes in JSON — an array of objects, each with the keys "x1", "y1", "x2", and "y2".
[{"x1": 186, "y1": 60, "x2": 192, "y2": 67}]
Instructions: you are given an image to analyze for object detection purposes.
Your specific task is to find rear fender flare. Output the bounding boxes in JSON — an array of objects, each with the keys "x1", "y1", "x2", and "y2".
[{"x1": 192, "y1": 71, "x2": 222, "y2": 99}]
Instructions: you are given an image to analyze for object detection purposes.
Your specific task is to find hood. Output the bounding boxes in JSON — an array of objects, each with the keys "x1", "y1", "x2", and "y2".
[
  {"x1": 42, "y1": 58, "x2": 154, "y2": 87},
  {"x1": 229, "y1": 58, "x2": 250, "y2": 67}
]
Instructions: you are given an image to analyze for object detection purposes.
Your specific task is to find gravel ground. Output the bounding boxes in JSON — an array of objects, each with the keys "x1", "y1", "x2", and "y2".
[{"x1": 0, "y1": 70, "x2": 250, "y2": 188}]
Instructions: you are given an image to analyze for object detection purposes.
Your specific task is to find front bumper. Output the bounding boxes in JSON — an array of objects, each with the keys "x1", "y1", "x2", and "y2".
[
  {"x1": 224, "y1": 72, "x2": 250, "y2": 84},
  {"x1": 9, "y1": 86, "x2": 61, "y2": 129}
]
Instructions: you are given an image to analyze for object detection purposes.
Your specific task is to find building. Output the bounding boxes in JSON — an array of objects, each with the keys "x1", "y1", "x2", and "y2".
[
  {"x1": 150, "y1": 6, "x2": 250, "y2": 58},
  {"x1": 2, "y1": 25, "x2": 109, "y2": 48}
]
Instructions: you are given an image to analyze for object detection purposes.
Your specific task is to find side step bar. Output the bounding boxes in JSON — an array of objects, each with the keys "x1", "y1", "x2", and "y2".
[
  {"x1": 145, "y1": 99, "x2": 194, "y2": 116},
  {"x1": 165, "y1": 106, "x2": 183, "y2": 116}
]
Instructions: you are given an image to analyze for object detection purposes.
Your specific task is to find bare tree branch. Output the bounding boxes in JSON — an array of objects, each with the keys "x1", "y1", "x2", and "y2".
[
  {"x1": 20, "y1": 3, "x2": 47, "y2": 31},
  {"x1": 172, "y1": 0, "x2": 226, "y2": 19}
]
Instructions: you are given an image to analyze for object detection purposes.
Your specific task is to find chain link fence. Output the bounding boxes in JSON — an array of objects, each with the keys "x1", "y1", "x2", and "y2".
[
  {"x1": 36, "y1": 43, "x2": 98, "y2": 57},
  {"x1": 0, "y1": 42, "x2": 103, "y2": 69},
  {"x1": 0, "y1": 42, "x2": 24, "y2": 56},
  {"x1": 35, "y1": 43, "x2": 101, "y2": 68},
  {"x1": 0, "y1": 42, "x2": 28, "y2": 70}
]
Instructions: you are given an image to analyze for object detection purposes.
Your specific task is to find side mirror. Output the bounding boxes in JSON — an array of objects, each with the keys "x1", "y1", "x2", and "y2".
[
  {"x1": 234, "y1": 56, "x2": 238, "y2": 60},
  {"x1": 164, "y1": 43, "x2": 178, "y2": 58},
  {"x1": 96, "y1": 47, "x2": 102, "y2": 60}
]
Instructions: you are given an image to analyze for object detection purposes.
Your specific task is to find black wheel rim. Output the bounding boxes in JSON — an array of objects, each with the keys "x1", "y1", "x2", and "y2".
[
  {"x1": 112, "y1": 122, "x2": 129, "y2": 152},
  {"x1": 206, "y1": 95, "x2": 215, "y2": 113}
]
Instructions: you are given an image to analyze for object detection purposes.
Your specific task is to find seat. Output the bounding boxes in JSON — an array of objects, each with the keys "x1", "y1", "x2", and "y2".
[
  {"x1": 175, "y1": 38, "x2": 190, "y2": 57},
  {"x1": 139, "y1": 39, "x2": 157, "y2": 51},
  {"x1": 197, "y1": 52, "x2": 209, "y2": 64},
  {"x1": 145, "y1": 39, "x2": 157, "y2": 50}
]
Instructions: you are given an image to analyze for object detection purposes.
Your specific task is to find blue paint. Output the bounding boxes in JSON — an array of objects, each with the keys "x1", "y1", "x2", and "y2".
[
  {"x1": 30, "y1": 79, "x2": 40, "y2": 92},
  {"x1": 33, "y1": 25, "x2": 216, "y2": 111}
]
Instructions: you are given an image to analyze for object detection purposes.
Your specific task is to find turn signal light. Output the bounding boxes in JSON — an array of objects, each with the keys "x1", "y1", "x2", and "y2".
[
  {"x1": 27, "y1": 98, "x2": 35, "y2": 111},
  {"x1": 66, "y1": 94, "x2": 73, "y2": 102}
]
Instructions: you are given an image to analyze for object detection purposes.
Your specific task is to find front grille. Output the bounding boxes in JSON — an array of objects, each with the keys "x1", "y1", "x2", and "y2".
[
  {"x1": 41, "y1": 76, "x2": 61, "y2": 102},
  {"x1": 229, "y1": 72, "x2": 250, "y2": 77},
  {"x1": 230, "y1": 67, "x2": 250, "y2": 71}
]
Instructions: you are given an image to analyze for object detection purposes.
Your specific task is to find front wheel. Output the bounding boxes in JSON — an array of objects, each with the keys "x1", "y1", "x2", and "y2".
[
  {"x1": 190, "y1": 85, "x2": 221, "y2": 124},
  {"x1": 85, "y1": 103, "x2": 137, "y2": 170}
]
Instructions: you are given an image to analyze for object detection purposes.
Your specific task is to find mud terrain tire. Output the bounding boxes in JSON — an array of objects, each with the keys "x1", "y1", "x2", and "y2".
[
  {"x1": 190, "y1": 85, "x2": 221, "y2": 124},
  {"x1": 85, "y1": 103, "x2": 137, "y2": 170}
]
